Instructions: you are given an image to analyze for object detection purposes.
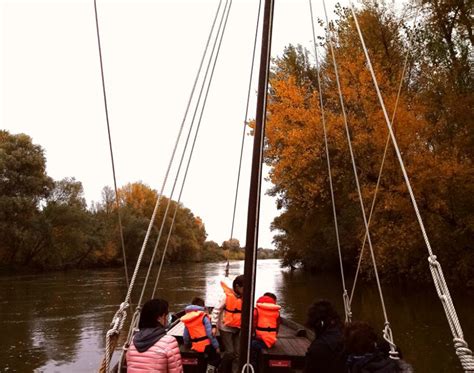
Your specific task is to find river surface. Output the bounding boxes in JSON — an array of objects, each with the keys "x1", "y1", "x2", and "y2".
[{"x1": 1, "y1": 259, "x2": 473, "y2": 372}]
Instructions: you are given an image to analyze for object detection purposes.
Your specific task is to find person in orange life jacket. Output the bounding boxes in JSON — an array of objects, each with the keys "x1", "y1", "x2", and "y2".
[
  {"x1": 210, "y1": 274, "x2": 244, "y2": 373},
  {"x1": 181, "y1": 297, "x2": 221, "y2": 371},
  {"x1": 250, "y1": 292, "x2": 281, "y2": 369}
]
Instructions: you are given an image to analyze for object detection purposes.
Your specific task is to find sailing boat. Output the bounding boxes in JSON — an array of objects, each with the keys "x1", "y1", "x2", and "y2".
[
  {"x1": 101, "y1": 0, "x2": 316, "y2": 370},
  {"x1": 112, "y1": 0, "x2": 314, "y2": 371},
  {"x1": 100, "y1": 0, "x2": 474, "y2": 371}
]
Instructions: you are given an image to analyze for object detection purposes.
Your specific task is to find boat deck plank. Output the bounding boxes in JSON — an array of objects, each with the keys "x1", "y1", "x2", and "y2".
[{"x1": 167, "y1": 319, "x2": 310, "y2": 358}]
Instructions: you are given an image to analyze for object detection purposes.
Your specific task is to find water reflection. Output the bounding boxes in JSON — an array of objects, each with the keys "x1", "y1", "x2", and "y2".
[
  {"x1": 0, "y1": 260, "x2": 472, "y2": 372},
  {"x1": 203, "y1": 260, "x2": 284, "y2": 308}
]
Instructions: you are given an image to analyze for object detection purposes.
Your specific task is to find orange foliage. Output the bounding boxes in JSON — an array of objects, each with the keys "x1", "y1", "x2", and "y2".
[{"x1": 265, "y1": 3, "x2": 474, "y2": 285}]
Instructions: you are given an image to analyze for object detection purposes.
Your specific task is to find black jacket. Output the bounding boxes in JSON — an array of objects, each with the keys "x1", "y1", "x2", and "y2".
[
  {"x1": 304, "y1": 326, "x2": 346, "y2": 373},
  {"x1": 347, "y1": 352, "x2": 414, "y2": 373}
]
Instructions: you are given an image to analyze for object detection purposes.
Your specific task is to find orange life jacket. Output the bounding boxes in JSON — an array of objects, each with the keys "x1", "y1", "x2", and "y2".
[
  {"x1": 221, "y1": 281, "x2": 242, "y2": 328},
  {"x1": 255, "y1": 302, "x2": 281, "y2": 348},
  {"x1": 180, "y1": 311, "x2": 211, "y2": 352}
]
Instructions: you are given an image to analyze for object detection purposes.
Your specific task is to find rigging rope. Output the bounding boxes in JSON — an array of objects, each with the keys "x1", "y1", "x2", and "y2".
[
  {"x1": 93, "y1": 0, "x2": 129, "y2": 289},
  {"x1": 308, "y1": 0, "x2": 351, "y2": 323},
  {"x1": 150, "y1": 0, "x2": 235, "y2": 299},
  {"x1": 103, "y1": 0, "x2": 226, "y2": 371},
  {"x1": 94, "y1": 1, "x2": 132, "y2": 371},
  {"x1": 133, "y1": 0, "x2": 232, "y2": 313},
  {"x1": 120, "y1": 2, "x2": 234, "y2": 364},
  {"x1": 229, "y1": 0, "x2": 263, "y2": 241},
  {"x1": 350, "y1": 6, "x2": 420, "y2": 306},
  {"x1": 348, "y1": 1, "x2": 474, "y2": 370},
  {"x1": 322, "y1": 0, "x2": 398, "y2": 358}
]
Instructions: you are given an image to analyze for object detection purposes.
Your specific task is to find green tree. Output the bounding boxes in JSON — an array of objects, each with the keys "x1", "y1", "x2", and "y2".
[
  {"x1": 31, "y1": 178, "x2": 100, "y2": 269},
  {"x1": 0, "y1": 131, "x2": 53, "y2": 265}
]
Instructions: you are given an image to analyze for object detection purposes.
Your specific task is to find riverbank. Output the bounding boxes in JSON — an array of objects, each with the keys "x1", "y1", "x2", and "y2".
[{"x1": 0, "y1": 248, "x2": 279, "y2": 275}]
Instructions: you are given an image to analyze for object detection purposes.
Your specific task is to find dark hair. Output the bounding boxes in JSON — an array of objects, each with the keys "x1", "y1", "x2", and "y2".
[
  {"x1": 191, "y1": 297, "x2": 205, "y2": 307},
  {"x1": 344, "y1": 321, "x2": 377, "y2": 355},
  {"x1": 263, "y1": 292, "x2": 277, "y2": 302},
  {"x1": 306, "y1": 300, "x2": 340, "y2": 333},
  {"x1": 233, "y1": 274, "x2": 245, "y2": 293},
  {"x1": 138, "y1": 298, "x2": 169, "y2": 329}
]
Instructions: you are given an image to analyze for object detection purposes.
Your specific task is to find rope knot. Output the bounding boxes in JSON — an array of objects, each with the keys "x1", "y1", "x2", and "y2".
[
  {"x1": 241, "y1": 363, "x2": 255, "y2": 373},
  {"x1": 118, "y1": 301, "x2": 129, "y2": 313},
  {"x1": 382, "y1": 323, "x2": 399, "y2": 360},
  {"x1": 343, "y1": 291, "x2": 352, "y2": 323},
  {"x1": 428, "y1": 255, "x2": 438, "y2": 266},
  {"x1": 453, "y1": 338, "x2": 474, "y2": 371}
]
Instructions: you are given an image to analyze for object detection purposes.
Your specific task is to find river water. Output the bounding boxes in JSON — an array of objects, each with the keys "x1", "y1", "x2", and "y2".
[{"x1": 1, "y1": 259, "x2": 472, "y2": 372}]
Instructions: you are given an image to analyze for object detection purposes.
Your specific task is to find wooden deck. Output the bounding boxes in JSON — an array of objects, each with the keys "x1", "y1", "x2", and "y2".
[{"x1": 167, "y1": 315, "x2": 313, "y2": 372}]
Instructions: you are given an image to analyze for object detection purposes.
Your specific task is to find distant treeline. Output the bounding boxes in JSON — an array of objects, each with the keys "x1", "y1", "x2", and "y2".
[
  {"x1": 0, "y1": 130, "x2": 278, "y2": 271},
  {"x1": 266, "y1": 1, "x2": 473, "y2": 286}
]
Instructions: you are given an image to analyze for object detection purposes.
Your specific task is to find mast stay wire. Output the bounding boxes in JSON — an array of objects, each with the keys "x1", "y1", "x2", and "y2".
[
  {"x1": 121, "y1": 0, "x2": 231, "y2": 351},
  {"x1": 129, "y1": 0, "x2": 232, "y2": 317},
  {"x1": 348, "y1": 1, "x2": 474, "y2": 370},
  {"x1": 229, "y1": 0, "x2": 263, "y2": 242},
  {"x1": 308, "y1": 0, "x2": 351, "y2": 323},
  {"x1": 105, "y1": 0, "x2": 226, "y2": 371},
  {"x1": 349, "y1": 5, "x2": 421, "y2": 306},
  {"x1": 93, "y1": 0, "x2": 130, "y2": 289},
  {"x1": 150, "y1": 0, "x2": 235, "y2": 299},
  {"x1": 322, "y1": 0, "x2": 398, "y2": 358},
  {"x1": 120, "y1": 1, "x2": 237, "y2": 362}
]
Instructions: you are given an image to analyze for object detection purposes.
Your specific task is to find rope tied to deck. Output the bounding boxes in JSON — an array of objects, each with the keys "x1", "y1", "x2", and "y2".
[
  {"x1": 382, "y1": 322, "x2": 399, "y2": 360},
  {"x1": 342, "y1": 289, "x2": 352, "y2": 323},
  {"x1": 105, "y1": 301, "x2": 129, "y2": 372},
  {"x1": 241, "y1": 363, "x2": 255, "y2": 373},
  {"x1": 428, "y1": 255, "x2": 474, "y2": 371}
]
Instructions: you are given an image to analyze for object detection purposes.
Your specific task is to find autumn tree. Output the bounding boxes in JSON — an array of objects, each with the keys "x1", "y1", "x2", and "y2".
[
  {"x1": 406, "y1": 0, "x2": 474, "y2": 284},
  {"x1": 222, "y1": 238, "x2": 241, "y2": 251},
  {"x1": 266, "y1": 1, "x2": 474, "y2": 285},
  {"x1": 96, "y1": 181, "x2": 207, "y2": 265}
]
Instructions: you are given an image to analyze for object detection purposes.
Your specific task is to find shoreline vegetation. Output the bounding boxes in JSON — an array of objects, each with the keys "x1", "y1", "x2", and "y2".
[
  {"x1": 0, "y1": 131, "x2": 278, "y2": 272},
  {"x1": 1, "y1": 1, "x2": 472, "y2": 288}
]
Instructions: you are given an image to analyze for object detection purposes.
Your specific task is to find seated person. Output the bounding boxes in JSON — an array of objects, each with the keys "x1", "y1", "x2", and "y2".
[
  {"x1": 181, "y1": 297, "x2": 220, "y2": 371},
  {"x1": 127, "y1": 298, "x2": 183, "y2": 373},
  {"x1": 250, "y1": 292, "x2": 281, "y2": 369},
  {"x1": 345, "y1": 321, "x2": 413, "y2": 373},
  {"x1": 304, "y1": 300, "x2": 345, "y2": 373}
]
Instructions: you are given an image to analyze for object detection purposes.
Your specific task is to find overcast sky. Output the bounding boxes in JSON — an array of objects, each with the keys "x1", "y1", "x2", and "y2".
[{"x1": 2, "y1": 0, "x2": 352, "y2": 249}]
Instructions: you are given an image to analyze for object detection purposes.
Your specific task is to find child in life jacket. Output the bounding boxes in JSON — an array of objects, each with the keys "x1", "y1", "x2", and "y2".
[
  {"x1": 250, "y1": 292, "x2": 281, "y2": 369},
  {"x1": 211, "y1": 274, "x2": 244, "y2": 373},
  {"x1": 181, "y1": 297, "x2": 221, "y2": 372}
]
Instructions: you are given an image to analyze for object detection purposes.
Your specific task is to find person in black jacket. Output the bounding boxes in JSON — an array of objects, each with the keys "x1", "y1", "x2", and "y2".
[
  {"x1": 303, "y1": 300, "x2": 346, "y2": 373},
  {"x1": 344, "y1": 321, "x2": 413, "y2": 373}
]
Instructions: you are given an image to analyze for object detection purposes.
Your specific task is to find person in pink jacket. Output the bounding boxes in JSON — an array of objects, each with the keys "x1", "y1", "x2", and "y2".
[{"x1": 126, "y1": 298, "x2": 183, "y2": 373}]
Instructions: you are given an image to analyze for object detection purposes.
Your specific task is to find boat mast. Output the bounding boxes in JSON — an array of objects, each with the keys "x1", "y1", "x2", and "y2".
[{"x1": 239, "y1": 0, "x2": 275, "y2": 369}]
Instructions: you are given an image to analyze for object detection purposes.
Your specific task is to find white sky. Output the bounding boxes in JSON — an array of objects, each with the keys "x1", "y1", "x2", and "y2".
[{"x1": 2, "y1": 0, "x2": 344, "y2": 249}]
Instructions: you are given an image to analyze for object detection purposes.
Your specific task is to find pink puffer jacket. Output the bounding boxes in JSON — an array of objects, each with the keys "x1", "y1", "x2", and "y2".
[{"x1": 126, "y1": 334, "x2": 183, "y2": 373}]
